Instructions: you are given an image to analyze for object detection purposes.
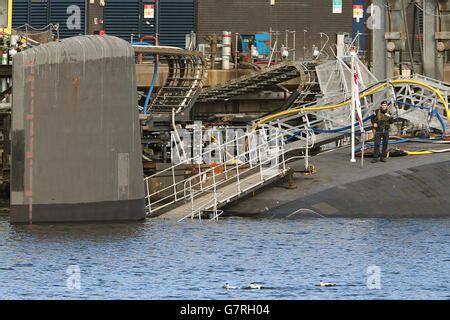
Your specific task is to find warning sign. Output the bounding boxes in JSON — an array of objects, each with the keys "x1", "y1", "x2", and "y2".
[
  {"x1": 353, "y1": 4, "x2": 364, "y2": 22},
  {"x1": 144, "y1": 4, "x2": 155, "y2": 19},
  {"x1": 333, "y1": 0, "x2": 342, "y2": 14}
]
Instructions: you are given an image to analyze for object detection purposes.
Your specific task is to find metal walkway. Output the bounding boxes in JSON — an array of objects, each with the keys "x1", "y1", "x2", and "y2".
[
  {"x1": 197, "y1": 61, "x2": 317, "y2": 103},
  {"x1": 163, "y1": 168, "x2": 284, "y2": 221},
  {"x1": 256, "y1": 58, "x2": 449, "y2": 148},
  {"x1": 144, "y1": 127, "x2": 308, "y2": 221}
]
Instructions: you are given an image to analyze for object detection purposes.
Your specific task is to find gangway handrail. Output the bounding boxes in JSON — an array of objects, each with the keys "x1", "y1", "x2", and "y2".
[
  {"x1": 145, "y1": 126, "x2": 310, "y2": 216},
  {"x1": 145, "y1": 125, "x2": 297, "y2": 193},
  {"x1": 176, "y1": 128, "x2": 311, "y2": 222}
]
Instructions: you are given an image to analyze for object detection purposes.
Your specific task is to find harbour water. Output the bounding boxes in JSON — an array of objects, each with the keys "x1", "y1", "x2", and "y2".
[{"x1": 0, "y1": 216, "x2": 449, "y2": 300}]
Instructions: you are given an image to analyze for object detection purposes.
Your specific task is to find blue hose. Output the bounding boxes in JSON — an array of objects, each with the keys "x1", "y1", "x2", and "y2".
[
  {"x1": 132, "y1": 41, "x2": 159, "y2": 114},
  {"x1": 356, "y1": 139, "x2": 410, "y2": 153},
  {"x1": 355, "y1": 137, "x2": 446, "y2": 153},
  {"x1": 311, "y1": 116, "x2": 373, "y2": 134},
  {"x1": 433, "y1": 108, "x2": 447, "y2": 136},
  {"x1": 396, "y1": 100, "x2": 447, "y2": 134},
  {"x1": 143, "y1": 56, "x2": 158, "y2": 114},
  {"x1": 131, "y1": 41, "x2": 152, "y2": 45},
  {"x1": 286, "y1": 116, "x2": 372, "y2": 142}
]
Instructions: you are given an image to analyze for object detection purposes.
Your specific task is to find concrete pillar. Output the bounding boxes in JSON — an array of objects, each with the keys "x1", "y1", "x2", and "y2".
[
  {"x1": 436, "y1": 0, "x2": 450, "y2": 81},
  {"x1": 371, "y1": 0, "x2": 387, "y2": 80},
  {"x1": 11, "y1": 36, "x2": 146, "y2": 224},
  {"x1": 423, "y1": 0, "x2": 438, "y2": 79}
]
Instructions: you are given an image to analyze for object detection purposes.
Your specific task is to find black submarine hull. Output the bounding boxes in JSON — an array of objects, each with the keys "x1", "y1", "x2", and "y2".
[{"x1": 222, "y1": 146, "x2": 450, "y2": 218}]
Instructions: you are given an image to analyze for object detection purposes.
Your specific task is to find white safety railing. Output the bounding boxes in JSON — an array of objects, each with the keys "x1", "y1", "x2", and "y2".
[
  {"x1": 177, "y1": 129, "x2": 288, "y2": 221},
  {"x1": 144, "y1": 126, "x2": 314, "y2": 219}
]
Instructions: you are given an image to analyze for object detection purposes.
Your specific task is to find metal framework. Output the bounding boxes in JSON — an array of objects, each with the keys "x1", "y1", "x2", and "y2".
[
  {"x1": 258, "y1": 57, "x2": 449, "y2": 149},
  {"x1": 144, "y1": 126, "x2": 313, "y2": 221},
  {"x1": 197, "y1": 61, "x2": 317, "y2": 103},
  {"x1": 134, "y1": 45, "x2": 207, "y2": 115}
]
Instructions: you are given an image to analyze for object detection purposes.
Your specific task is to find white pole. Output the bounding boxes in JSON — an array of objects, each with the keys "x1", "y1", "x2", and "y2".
[
  {"x1": 350, "y1": 49, "x2": 357, "y2": 163},
  {"x1": 222, "y1": 31, "x2": 232, "y2": 70},
  {"x1": 361, "y1": 133, "x2": 365, "y2": 168}
]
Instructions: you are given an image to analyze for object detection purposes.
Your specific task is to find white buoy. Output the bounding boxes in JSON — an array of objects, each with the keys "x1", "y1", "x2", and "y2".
[
  {"x1": 319, "y1": 280, "x2": 337, "y2": 287},
  {"x1": 249, "y1": 282, "x2": 263, "y2": 290},
  {"x1": 223, "y1": 283, "x2": 238, "y2": 290}
]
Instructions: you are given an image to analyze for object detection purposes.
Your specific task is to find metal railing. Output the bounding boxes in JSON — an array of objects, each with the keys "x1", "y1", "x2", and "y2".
[
  {"x1": 178, "y1": 130, "x2": 286, "y2": 221},
  {"x1": 144, "y1": 126, "x2": 313, "y2": 218}
]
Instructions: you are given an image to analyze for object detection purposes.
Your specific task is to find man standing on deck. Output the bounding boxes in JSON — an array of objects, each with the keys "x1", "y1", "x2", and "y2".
[{"x1": 371, "y1": 101, "x2": 395, "y2": 163}]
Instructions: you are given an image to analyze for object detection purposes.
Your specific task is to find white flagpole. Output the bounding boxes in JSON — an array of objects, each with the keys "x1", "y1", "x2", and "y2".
[{"x1": 350, "y1": 49, "x2": 356, "y2": 163}]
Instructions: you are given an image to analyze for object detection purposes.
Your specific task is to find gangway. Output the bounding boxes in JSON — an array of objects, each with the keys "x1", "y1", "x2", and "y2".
[{"x1": 144, "y1": 127, "x2": 313, "y2": 221}]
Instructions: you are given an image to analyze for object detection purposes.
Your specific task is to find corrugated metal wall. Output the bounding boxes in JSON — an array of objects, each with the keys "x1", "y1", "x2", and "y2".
[
  {"x1": 104, "y1": 0, "x2": 157, "y2": 43},
  {"x1": 12, "y1": 0, "x2": 86, "y2": 38},
  {"x1": 197, "y1": 0, "x2": 354, "y2": 58},
  {"x1": 29, "y1": 0, "x2": 48, "y2": 28},
  {"x1": 11, "y1": 0, "x2": 29, "y2": 28},
  {"x1": 12, "y1": 0, "x2": 195, "y2": 47},
  {"x1": 104, "y1": 0, "x2": 195, "y2": 47},
  {"x1": 159, "y1": 0, "x2": 195, "y2": 47},
  {"x1": 104, "y1": 0, "x2": 140, "y2": 41},
  {"x1": 50, "y1": 0, "x2": 85, "y2": 37},
  {"x1": 141, "y1": 1, "x2": 157, "y2": 42}
]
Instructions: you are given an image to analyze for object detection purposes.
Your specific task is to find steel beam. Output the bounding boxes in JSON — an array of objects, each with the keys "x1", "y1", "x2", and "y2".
[{"x1": 371, "y1": 0, "x2": 387, "y2": 80}]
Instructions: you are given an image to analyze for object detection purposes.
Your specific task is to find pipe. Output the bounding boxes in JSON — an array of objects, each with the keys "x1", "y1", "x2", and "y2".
[
  {"x1": 222, "y1": 31, "x2": 232, "y2": 70},
  {"x1": 138, "y1": 36, "x2": 160, "y2": 114},
  {"x1": 138, "y1": 35, "x2": 159, "y2": 64},
  {"x1": 401, "y1": 0, "x2": 415, "y2": 74},
  {"x1": 143, "y1": 59, "x2": 158, "y2": 114}
]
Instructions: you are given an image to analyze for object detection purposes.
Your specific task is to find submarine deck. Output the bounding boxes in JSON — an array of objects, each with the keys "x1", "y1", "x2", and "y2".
[{"x1": 223, "y1": 142, "x2": 450, "y2": 218}]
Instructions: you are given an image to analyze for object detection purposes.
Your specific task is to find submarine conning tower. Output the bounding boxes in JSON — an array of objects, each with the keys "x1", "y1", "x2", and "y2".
[{"x1": 10, "y1": 35, "x2": 146, "y2": 224}]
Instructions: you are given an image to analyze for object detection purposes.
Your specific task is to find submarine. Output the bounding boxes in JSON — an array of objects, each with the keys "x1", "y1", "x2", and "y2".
[{"x1": 222, "y1": 141, "x2": 450, "y2": 218}]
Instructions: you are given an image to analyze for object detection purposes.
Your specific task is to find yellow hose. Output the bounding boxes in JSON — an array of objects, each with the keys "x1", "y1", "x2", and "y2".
[
  {"x1": 405, "y1": 148, "x2": 450, "y2": 155},
  {"x1": 406, "y1": 151, "x2": 434, "y2": 155},
  {"x1": 255, "y1": 79, "x2": 449, "y2": 128}
]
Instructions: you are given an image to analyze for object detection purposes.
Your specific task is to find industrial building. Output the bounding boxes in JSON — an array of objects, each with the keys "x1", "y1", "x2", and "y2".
[
  {"x1": 10, "y1": 1, "x2": 361, "y2": 51},
  {"x1": 11, "y1": 0, "x2": 195, "y2": 46}
]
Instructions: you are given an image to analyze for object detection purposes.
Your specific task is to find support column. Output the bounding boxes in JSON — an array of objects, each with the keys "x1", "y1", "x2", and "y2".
[
  {"x1": 436, "y1": 0, "x2": 450, "y2": 81},
  {"x1": 385, "y1": 0, "x2": 406, "y2": 78},
  {"x1": 87, "y1": 0, "x2": 106, "y2": 35},
  {"x1": 371, "y1": 0, "x2": 387, "y2": 80},
  {"x1": 423, "y1": 0, "x2": 438, "y2": 79}
]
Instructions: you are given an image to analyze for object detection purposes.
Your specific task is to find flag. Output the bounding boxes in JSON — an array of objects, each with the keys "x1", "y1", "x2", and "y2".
[{"x1": 353, "y1": 66, "x2": 365, "y2": 133}]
